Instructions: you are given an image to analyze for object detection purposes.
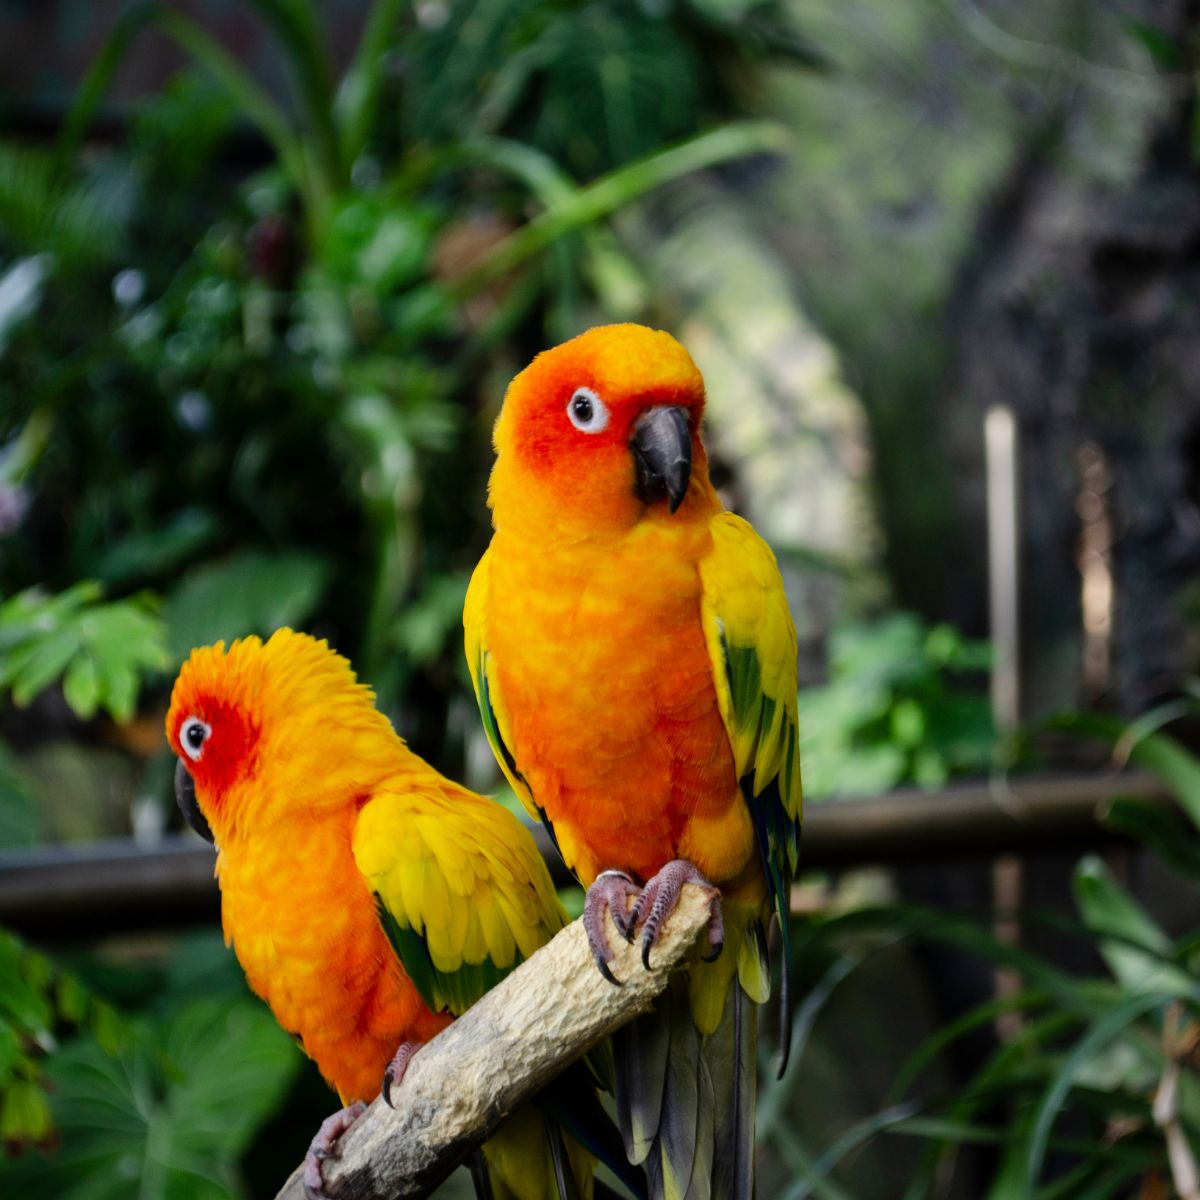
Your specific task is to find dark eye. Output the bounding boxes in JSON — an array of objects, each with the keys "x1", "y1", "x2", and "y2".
[
  {"x1": 181, "y1": 716, "x2": 211, "y2": 762},
  {"x1": 567, "y1": 387, "x2": 609, "y2": 433}
]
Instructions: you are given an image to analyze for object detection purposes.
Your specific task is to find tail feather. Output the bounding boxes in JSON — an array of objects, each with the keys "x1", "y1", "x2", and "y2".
[
  {"x1": 775, "y1": 924, "x2": 792, "y2": 1080},
  {"x1": 658, "y1": 996, "x2": 703, "y2": 1200},
  {"x1": 548, "y1": 1121, "x2": 583, "y2": 1200},
  {"x1": 682, "y1": 1050, "x2": 715, "y2": 1200},
  {"x1": 710, "y1": 982, "x2": 756, "y2": 1200},
  {"x1": 544, "y1": 1064, "x2": 649, "y2": 1199},
  {"x1": 482, "y1": 1104, "x2": 595, "y2": 1200},
  {"x1": 614, "y1": 973, "x2": 757, "y2": 1200},
  {"x1": 615, "y1": 990, "x2": 672, "y2": 1165},
  {"x1": 470, "y1": 1148, "x2": 497, "y2": 1200}
]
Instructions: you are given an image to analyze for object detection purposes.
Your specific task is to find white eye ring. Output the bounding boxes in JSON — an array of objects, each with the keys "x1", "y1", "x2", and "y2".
[
  {"x1": 566, "y1": 387, "x2": 609, "y2": 434},
  {"x1": 181, "y1": 716, "x2": 211, "y2": 762}
]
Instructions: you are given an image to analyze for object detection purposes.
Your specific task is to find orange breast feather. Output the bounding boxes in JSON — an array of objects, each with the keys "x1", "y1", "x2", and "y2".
[
  {"x1": 485, "y1": 519, "x2": 753, "y2": 888},
  {"x1": 216, "y1": 802, "x2": 449, "y2": 1103}
]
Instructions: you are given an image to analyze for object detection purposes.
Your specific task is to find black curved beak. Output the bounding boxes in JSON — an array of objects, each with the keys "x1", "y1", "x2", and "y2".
[
  {"x1": 630, "y1": 405, "x2": 691, "y2": 514},
  {"x1": 175, "y1": 758, "x2": 214, "y2": 844}
]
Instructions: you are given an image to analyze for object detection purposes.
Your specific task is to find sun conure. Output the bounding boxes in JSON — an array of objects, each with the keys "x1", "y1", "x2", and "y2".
[
  {"x1": 166, "y1": 628, "x2": 643, "y2": 1200},
  {"x1": 464, "y1": 324, "x2": 803, "y2": 1199}
]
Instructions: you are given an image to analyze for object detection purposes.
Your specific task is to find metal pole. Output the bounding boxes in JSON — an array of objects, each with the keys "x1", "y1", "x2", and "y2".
[{"x1": 0, "y1": 774, "x2": 1169, "y2": 939}]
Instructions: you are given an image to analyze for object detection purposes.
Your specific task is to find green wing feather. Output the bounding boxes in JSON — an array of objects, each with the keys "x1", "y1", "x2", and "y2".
[
  {"x1": 698, "y1": 511, "x2": 803, "y2": 1070},
  {"x1": 699, "y1": 512, "x2": 803, "y2": 924},
  {"x1": 353, "y1": 784, "x2": 565, "y2": 1018}
]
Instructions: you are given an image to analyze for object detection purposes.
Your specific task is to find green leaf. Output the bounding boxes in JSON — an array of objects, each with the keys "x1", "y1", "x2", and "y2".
[
  {"x1": 1042, "y1": 711, "x2": 1200, "y2": 834},
  {"x1": 9, "y1": 633, "x2": 80, "y2": 707},
  {"x1": 61, "y1": 654, "x2": 100, "y2": 720},
  {"x1": 1023, "y1": 991, "x2": 1167, "y2": 1192},
  {"x1": 450, "y1": 121, "x2": 790, "y2": 297},
  {"x1": 334, "y1": 0, "x2": 403, "y2": 166},
  {"x1": 0, "y1": 743, "x2": 40, "y2": 849},
  {"x1": 52, "y1": 2, "x2": 159, "y2": 172},
  {"x1": 0, "y1": 586, "x2": 167, "y2": 721},
  {"x1": 1073, "y1": 857, "x2": 1193, "y2": 998},
  {"x1": 1120, "y1": 17, "x2": 1182, "y2": 68},
  {"x1": 1104, "y1": 794, "x2": 1200, "y2": 883},
  {"x1": 164, "y1": 549, "x2": 331, "y2": 663},
  {"x1": 248, "y1": 0, "x2": 342, "y2": 188},
  {"x1": 0, "y1": 1080, "x2": 53, "y2": 1146},
  {"x1": 0, "y1": 995, "x2": 300, "y2": 1198},
  {"x1": 88, "y1": 508, "x2": 221, "y2": 588},
  {"x1": 887, "y1": 989, "x2": 1051, "y2": 1103},
  {"x1": 153, "y1": 8, "x2": 317, "y2": 217}
]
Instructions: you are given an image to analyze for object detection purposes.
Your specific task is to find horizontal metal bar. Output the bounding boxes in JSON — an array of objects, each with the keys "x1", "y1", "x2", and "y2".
[{"x1": 0, "y1": 773, "x2": 1169, "y2": 940}]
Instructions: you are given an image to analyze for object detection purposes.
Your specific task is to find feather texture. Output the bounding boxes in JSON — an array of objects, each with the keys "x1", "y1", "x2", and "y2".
[
  {"x1": 465, "y1": 324, "x2": 805, "y2": 1199},
  {"x1": 166, "y1": 629, "x2": 630, "y2": 1200}
]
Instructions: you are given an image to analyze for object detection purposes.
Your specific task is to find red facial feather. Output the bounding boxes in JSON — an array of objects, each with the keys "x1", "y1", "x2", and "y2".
[
  {"x1": 168, "y1": 694, "x2": 260, "y2": 810},
  {"x1": 491, "y1": 325, "x2": 708, "y2": 533}
]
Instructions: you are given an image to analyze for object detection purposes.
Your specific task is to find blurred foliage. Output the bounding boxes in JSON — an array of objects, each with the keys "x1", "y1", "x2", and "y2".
[
  {"x1": 0, "y1": 583, "x2": 168, "y2": 722},
  {"x1": 798, "y1": 612, "x2": 995, "y2": 798},
  {"x1": 0, "y1": 929, "x2": 126, "y2": 1153},
  {"x1": 0, "y1": 931, "x2": 301, "y2": 1199},
  {"x1": 3, "y1": 3, "x2": 1198, "y2": 1200},
  {"x1": 0, "y1": 0, "x2": 803, "y2": 758},
  {"x1": 0, "y1": 1, "x2": 818, "y2": 1195},
  {"x1": 759, "y1": 713, "x2": 1200, "y2": 1197}
]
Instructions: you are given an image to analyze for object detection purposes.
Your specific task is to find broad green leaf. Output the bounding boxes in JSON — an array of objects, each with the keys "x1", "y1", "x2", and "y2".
[
  {"x1": 61, "y1": 654, "x2": 100, "y2": 720},
  {"x1": 0, "y1": 995, "x2": 300, "y2": 1200},
  {"x1": 0, "y1": 586, "x2": 167, "y2": 721},
  {"x1": 164, "y1": 549, "x2": 331, "y2": 664}
]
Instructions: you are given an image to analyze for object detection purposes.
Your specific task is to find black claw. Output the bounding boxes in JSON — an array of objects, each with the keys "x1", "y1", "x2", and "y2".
[
  {"x1": 596, "y1": 953, "x2": 623, "y2": 986},
  {"x1": 641, "y1": 929, "x2": 655, "y2": 971},
  {"x1": 382, "y1": 1071, "x2": 395, "y2": 1109},
  {"x1": 702, "y1": 940, "x2": 724, "y2": 963}
]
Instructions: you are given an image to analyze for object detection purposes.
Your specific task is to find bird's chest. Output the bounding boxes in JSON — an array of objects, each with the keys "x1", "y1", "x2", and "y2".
[
  {"x1": 215, "y1": 828, "x2": 402, "y2": 1062},
  {"x1": 486, "y1": 529, "x2": 738, "y2": 881}
]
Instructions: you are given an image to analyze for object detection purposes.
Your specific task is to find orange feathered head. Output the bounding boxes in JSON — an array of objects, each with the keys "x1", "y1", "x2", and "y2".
[
  {"x1": 165, "y1": 628, "x2": 400, "y2": 845},
  {"x1": 490, "y1": 324, "x2": 713, "y2": 537}
]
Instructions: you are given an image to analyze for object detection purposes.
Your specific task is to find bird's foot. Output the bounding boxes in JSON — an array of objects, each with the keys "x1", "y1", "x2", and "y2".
[
  {"x1": 382, "y1": 1040, "x2": 422, "y2": 1108},
  {"x1": 303, "y1": 1100, "x2": 367, "y2": 1200},
  {"x1": 629, "y1": 859, "x2": 724, "y2": 969},
  {"x1": 583, "y1": 869, "x2": 640, "y2": 985}
]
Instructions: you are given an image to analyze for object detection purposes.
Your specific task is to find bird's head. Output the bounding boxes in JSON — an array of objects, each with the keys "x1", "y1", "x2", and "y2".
[
  {"x1": 165, "y1": 628, "x2": 398, "y2": 846},
  {"x1": 490, "y1": 324, "x2": 713, "y2": 537}
]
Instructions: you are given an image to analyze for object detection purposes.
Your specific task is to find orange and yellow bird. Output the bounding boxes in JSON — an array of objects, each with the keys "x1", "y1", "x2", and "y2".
[
  {"x1": 465, "y1": 324, "x2": 803, "y2": 1198},
  {"x1": 166, "y1": 628, "x2": 638, "y2": 1200}
]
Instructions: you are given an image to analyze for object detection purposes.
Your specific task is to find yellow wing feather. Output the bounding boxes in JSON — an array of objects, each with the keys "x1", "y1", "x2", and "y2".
[
  {"x1": 464, "y1": 550, "x2": 542, "y2": 825},
  {"x1": 698, "y1": 512, "x2": 803, "y2": 913},
  {"x1": 353, "y1": 781, "x2": 565, "y2": 1017}
]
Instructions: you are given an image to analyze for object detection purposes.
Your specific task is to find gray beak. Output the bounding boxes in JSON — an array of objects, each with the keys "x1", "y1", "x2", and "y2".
[
  {"x1": 175, "y1": 758, "x2": 214, "y2": 844},
  {"x1": 630, "y1": 405, "x2": 692, "y2": 514}
]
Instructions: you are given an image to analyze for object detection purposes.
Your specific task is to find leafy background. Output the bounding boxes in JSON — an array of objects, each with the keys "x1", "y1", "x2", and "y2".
[{"x1": 2, "y1": 1, "x2": 1199, "y2": 1197}]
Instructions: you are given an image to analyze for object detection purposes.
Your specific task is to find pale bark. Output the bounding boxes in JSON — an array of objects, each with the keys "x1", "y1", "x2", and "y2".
[{"x1": 274, "y1": 884, "x2": 716, "y2": 1200}]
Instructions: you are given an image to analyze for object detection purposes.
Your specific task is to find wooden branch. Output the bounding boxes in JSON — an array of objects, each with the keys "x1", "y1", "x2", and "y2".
[{"x1": 274, "y1": 884, "x2": 715, "y2": 1200}]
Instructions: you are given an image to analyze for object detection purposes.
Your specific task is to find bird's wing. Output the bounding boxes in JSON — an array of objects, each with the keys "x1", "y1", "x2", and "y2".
[
  {"x1": 698, "y1": 511, "x2": 803, "y2": 957},
  {"x1": 464, "y1": 548, "x2": 569, "y2": 858},
  {"x1": 353, "y1": 783, "x2": 566, "y2": 1017}
]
